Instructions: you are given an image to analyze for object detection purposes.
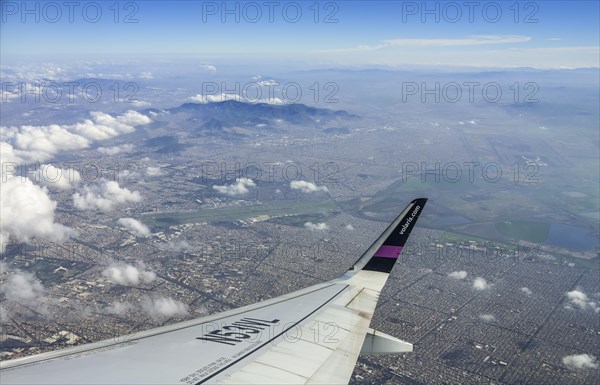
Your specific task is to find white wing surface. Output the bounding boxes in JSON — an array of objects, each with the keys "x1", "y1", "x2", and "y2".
[{"x1": 0, "y1": 198, "x2": 428, "y2": 385}]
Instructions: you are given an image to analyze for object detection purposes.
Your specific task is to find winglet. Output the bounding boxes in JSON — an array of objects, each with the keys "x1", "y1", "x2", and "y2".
[{"x1": 352, "y1": 198, "x2": 427, "y2": 273}]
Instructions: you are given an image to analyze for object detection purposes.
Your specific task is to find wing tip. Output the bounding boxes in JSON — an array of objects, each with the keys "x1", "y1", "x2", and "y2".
[{"x1": 359, "y1": 197, "x2": 427, "y2": 273}]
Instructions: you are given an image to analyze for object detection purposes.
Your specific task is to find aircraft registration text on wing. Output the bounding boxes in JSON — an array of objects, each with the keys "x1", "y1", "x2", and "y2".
[{"x1": 0, "y1": 198, "x2": 428, "y2": 385}]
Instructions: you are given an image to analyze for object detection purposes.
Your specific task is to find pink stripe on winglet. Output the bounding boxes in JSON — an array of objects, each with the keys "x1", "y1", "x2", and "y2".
[{"x1": 374, "y1": 245, "x2": 403, "y2": 259}]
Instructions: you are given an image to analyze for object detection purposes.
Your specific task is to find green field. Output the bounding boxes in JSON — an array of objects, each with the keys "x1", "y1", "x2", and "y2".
[
  {"x1": 141, "y1": 199, "x2": 339, "y2": 227},
  {"x1": 441, "y1": 230, "x2": 495, "y2": 245}
]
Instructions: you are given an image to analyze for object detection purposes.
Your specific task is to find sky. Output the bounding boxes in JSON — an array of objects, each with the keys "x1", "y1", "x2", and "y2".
[{"x1": 1, "y1": 1, "x2": 599, "y2": 68}]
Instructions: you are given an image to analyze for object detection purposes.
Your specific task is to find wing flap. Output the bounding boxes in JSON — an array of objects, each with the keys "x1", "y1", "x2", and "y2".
[
  {"x1": 360, "y1": 328, "x2": 413, "y2": 355},
  {"x1": 217, "y1": 297, "x2": 370, "y2": 384},
  {"x1": 219, "y1": 276, "x2": 384, "y2": 384},
  {"x1": 218, "y1": 363, "x2": 306, "y2": 384},
  {"x1": 226, "y1": 340, "x2": 333, "y2": 383}
]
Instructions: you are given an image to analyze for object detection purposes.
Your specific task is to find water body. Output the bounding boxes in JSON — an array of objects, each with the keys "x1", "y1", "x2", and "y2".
[{"x1": 544, "y1": 223, "x2": 599, "y2": 251}]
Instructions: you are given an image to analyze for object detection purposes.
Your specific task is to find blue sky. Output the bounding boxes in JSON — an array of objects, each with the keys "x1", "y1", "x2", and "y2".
[{"x1": 1, "y1": 1, "x2": 599, "y2": 68}]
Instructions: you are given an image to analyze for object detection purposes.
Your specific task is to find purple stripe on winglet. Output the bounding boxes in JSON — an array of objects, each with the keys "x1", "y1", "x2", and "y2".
[{"x1": 374, "y1": 245, "x2": 403, "y2": 259}]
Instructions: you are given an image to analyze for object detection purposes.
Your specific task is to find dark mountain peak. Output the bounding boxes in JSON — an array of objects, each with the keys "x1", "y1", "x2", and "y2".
[
  {"x1": 165, "y1": 100, "x2": 358, "y2": 138},
  {"x1": 201, "y1": 118, "x2": 232, "y2": 130},
  {"x1": 169, "y1": 100, "x2": 356, "y2": 121}
]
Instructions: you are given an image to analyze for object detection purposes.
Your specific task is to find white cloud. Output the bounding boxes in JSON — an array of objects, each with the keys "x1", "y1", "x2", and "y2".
[
  {"x1": 472, "y1": 277, "x2": 490, "y2": 290},
  {"x1": 189, "y1": 93, "x2": 241, "y2": 103},
  {"x1": 1, "y1": 270, "x2": 44, "y2": 302},
  {"x1": 102, "y1": 301, "x2": 132, "y2": 315},
  {"x1": 565, "y1": 290, "x2": 599, "y2": 312},
  {"x1": 200, "y1": 64, "x2": 217, "y2": 72},
  {"x1": 163, "y1": 240, "x2": 193, "y2": 252},
  {"x1": 142, "y1": 297, "x2": 189, "y2": 321},
  {"x1": 261, "y1": 97, "x2": 287, "y2": 105},
  {"x1": 333, "y1": 35, "x2": 531, "y2": 52},
  {"x1": 102, "y1": 262, "x2": 156, "y2": 286},
  {"x1": 1, "y1": 88, "x2": 20, "y2": 102},
  {"x1": 257, "y1": 79, "x2": 278, "y2": 86},
  {"x1": 188, "y1": 92, "x2": 286, "y2": 105},
  {"x1": 0, "y1": 141, "x2": 27, "y2": 164},
  {"x1": 448, "y1": 271, "x2": 468, "y2": 280},
  {"x1": 73, "y1": 110, "x2": 151, "y2": 141},
  {"x1": 1, "y1": 176, "x2": 75, "y2": 251},
  {"x1": 309, "y1": 38, "x2": 598, "y2": 69},
  {"x1": 130, "y1": 100, "x2": 152, "y2": 107},
  {"x1": 146, "y1": 166, "x2": 164, "y2": 177},
  {"x1": 117, "y1": 110, "x2": 152, "y2": 126},
  {"x1": 1, "y1": 111, "x2": 151, "y2": 164},
  {"x1": 562, "y1": 354, "x2": 598, "y2": 370},
  {"x1": 30, "y1": 164, "x2": 81, "y2": 190},
  {"x1": 73, "y1": 180, "x2": 142, "y2": 212},
  {"x1": 521, "y1": 287, "x2": 533, "y2": 296},
  {"x1": 0, "y1": 262, "x2": 8, "y2": 275},
  {"x1": 387, "y1": 35, "x2": 530, "y2": 47},
  {"x1": 304, "y1": 222, "x2": 329, "y2": 231},
  {"x1": 479, "y1": 314, "x2": 495, "y2": 322},
  {"x1": 117, "y1": 169, "x2": 140, "y2": 183},
  {"x1": 0, "y1": 82, "x2": 52, "y2": 104},
  {"x1": 139, "y1": 71, "x2": 154, "y2": 79},
  {"x1": 8, "y1": 124, "x2": 90, "y2": 162},
  {"x1": 82, "y1": 72, "x2": 131, "y2": 79},
  {"x1": 97, "y1": 144, "x2": 134, "y2": 155},
  {"x1": 213, "y1": 178, "x2": 256, "y2": 196},
  {"x1": 290, "y1": 180, "x2": 328, "y2": 193},
  {"x1": 118, "y1": 218, "x2": 151, "y2": 237},
  {"x1": 345, "y1": 224, "x2": 355, "y2": 231}
]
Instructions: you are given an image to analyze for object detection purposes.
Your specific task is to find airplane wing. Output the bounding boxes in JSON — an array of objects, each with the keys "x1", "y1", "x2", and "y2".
[{"x1": 0, "y1": 198, "x2": 427, "y2": 385}]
